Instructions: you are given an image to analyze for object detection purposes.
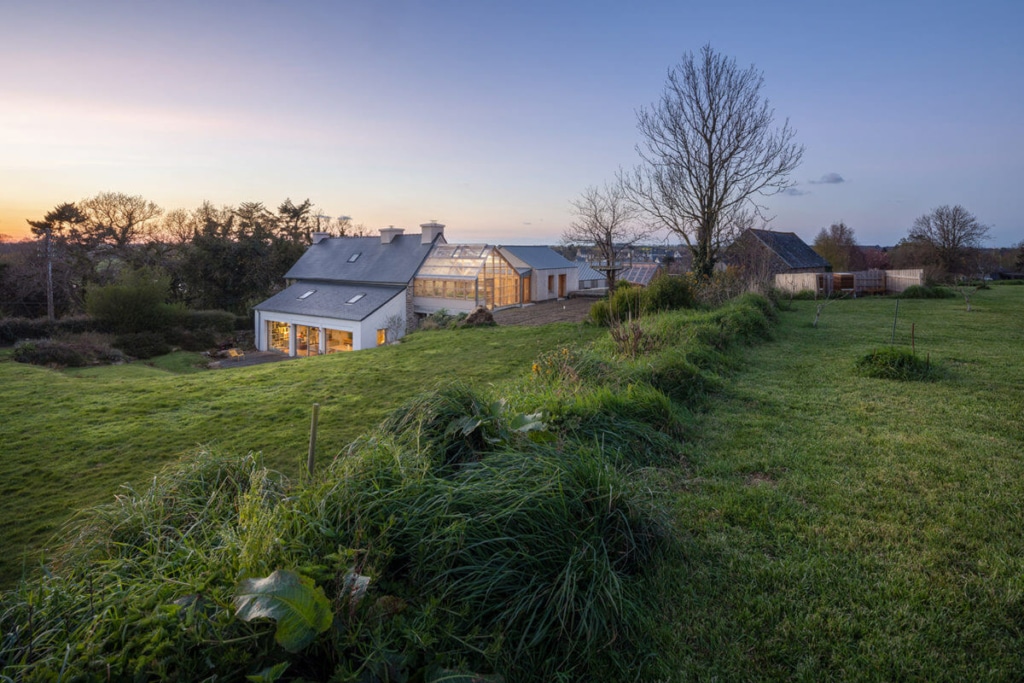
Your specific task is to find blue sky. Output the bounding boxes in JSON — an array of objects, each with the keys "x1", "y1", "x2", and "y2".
[{"x1": 2, "y1": 0, "x2": 1021, "y2": 246}]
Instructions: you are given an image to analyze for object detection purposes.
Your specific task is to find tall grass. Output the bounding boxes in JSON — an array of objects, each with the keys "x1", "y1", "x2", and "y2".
[{"x1": 1, "y1": 293, "x2": 779, "y2": 681}]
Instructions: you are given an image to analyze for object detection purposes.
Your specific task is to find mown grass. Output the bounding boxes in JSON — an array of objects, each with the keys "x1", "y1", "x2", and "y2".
[
  {"x1": 0, "y1": 323, "x2": 601, "y2": 587},
  {"x1": 657, "y1": 284, "x2": 1024, "y2": 680}
]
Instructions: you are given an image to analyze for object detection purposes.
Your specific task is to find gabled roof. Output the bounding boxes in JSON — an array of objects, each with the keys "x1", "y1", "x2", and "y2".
[
  {"x1": 746, "y1": 229, "x2": 829, "y2": 270},
  {"x1": 284, "y1": 233, "x2": 436, "y2": 285},
  {"x1": 415, "y1": 243, "x2": 494, "y2": 280},
  {"x1": 576, "y1": 263, "x2": 606, "y2": 283},
  {"x1": 254, "y1": 282, "x2": 404, "y2": 321},
  {"x1": 498, "y1": 245, "x2": 576, "y2": 271}
]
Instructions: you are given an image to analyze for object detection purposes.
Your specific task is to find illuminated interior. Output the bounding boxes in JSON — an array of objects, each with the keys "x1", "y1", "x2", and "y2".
[
  {"x1": 296, "y1": 325, "x2": 321, "y2": 356},
  {"x1": 414, "y1": 244, "x2": 522, "y2": 309},
  {"x1": 377, "y1": 328, "x2": 386, "y2": 345},
  {"x1": 326, "y1": 329, "x2": 353, "y2": 353},
  {"x1": 268, "y1": 321, "x2": 289, "y2": 353}
]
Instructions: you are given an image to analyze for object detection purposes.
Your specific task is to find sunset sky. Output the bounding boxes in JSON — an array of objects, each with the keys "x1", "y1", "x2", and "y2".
[{"x1": 2, "y1": 0, "x2": 1021, "y2": 246}]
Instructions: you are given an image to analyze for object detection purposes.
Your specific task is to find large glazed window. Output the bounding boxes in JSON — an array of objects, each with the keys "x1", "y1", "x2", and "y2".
[
  {"x1": 326, "y1": 329, "x2": 353, "y2": 353},
  {"x1": 268, "y1": 321, "x2": 289, "y2": 353},
  {"x1": 296, "y1": 325, "x2": 321, "y2": 356},
  {"x1": 414, "y1": 243, "x2": 521, "y2": 309}
]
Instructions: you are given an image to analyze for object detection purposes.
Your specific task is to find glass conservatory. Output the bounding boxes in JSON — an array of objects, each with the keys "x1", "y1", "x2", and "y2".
[{"x1": 413, "y1": 244, "x2": 524, "y2": 310}]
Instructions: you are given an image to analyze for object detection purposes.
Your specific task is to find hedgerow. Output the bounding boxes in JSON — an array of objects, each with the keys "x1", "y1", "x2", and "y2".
[{"x1": 0, "y1": 293, "x2": 777, "y2": 682}]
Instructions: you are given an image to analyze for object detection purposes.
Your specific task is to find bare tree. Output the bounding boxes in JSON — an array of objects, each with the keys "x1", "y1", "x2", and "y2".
[
  {"x1": 155, "y1": 208, "x2": 199, "y2": 245},
  {"x1": 908, "y1": 205, "x2": 990, "y2": 276},
  {"x1": 563, "y1": 182, "x2": 651, "y2": 291},
  {"x1": 624, "y1": 45, "x2": 803, "y2": 279},
  {"x1": 80, "y1": 192, "x2": 163, "y2": 249}
]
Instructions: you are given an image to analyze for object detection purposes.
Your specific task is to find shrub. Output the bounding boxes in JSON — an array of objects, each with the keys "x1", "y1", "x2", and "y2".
[
  {"x1": 588, "y1": 298, "x2": 613, "y2": 326},
  {"x1": 855, "y1": 346, "x2": 939, "y2": 381},
  {"x1": 589, "y1": 278, "x2": 694, "y2": 326},
  {"x1": 180, "y1": 309, "x2": 237, "y2": 332},
  {"x1": 13, "y1": 339, "x2": 89, "y2": 367},
  {"x1": 643, "y1": 274, "x2": 695, "y2": 312},
  {"x1": 899, "y1": 285, "x2": 956, "y2": 299},
  {"x1": 113, "y1": 331, "x2": 172, "y2": 359},
  {"x1": 0, "y1": 317, "x2": 53, "y2": 344},
  {"x1": 85, "y1": 267, "x2": 177, "y2": 333},
  {"x1": 164, "y1": 326, "x2": 218, "y2": 351}
]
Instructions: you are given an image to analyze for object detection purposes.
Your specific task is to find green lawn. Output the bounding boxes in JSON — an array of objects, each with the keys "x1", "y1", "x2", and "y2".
[
  {"x1": 0, "y1": 323, "x2": 601, "y2": 587},
  {"x1": 657, "y1": 285, "x2": 1024, "y2": 680}
]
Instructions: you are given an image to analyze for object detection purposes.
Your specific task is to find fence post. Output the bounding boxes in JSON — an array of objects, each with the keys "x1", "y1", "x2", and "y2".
[
  {"x1": 890, "y1": 299, "x2": 899, "y2": 344},
  {"x1": 307, "y1": 403, "x2": 320, "y2": 477}
]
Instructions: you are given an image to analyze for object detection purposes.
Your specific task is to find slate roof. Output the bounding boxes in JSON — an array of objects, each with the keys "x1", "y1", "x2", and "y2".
[
  {"x1": 284, "y1": 233, "x2": 437, "y2": 285},
  {"x1": 747, "y1": 229, "x2": 829, "y2": 270},
  {"x1": 254, "y1": 282, "x2": 404, "y2": 321},
  {"x1": 498, "y1": 245, "x2": 576, "y2": 271},
  {"x1": 576, "y1": 263, "x2": 606, "y2": 283}
]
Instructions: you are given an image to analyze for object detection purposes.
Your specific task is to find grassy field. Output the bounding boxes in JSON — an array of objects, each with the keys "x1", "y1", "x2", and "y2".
[
  {"x1": 0, "y1": 323, "x2": 602, "y2": 587},
  {"x1": 3, "y1": 286, "x2": 1024, "y2": 679},
  {"x1": 657, "y1": 284, "x2": 1024, "y2": 680}
]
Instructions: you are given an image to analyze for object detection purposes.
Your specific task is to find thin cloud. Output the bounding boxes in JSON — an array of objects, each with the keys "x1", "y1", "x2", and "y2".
[
  {"x1": 783, "y1": 187, "x2": 809, "y2": 196},
  {"x1": 810, "y1": 173, "x2": 845, "y2": 184}
]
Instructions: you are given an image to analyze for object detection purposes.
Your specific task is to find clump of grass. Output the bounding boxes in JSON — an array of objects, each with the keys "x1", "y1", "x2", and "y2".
[
  {"x1": 0, "y1": 451, "x2": 283, "y2": 682},
  {"x1": 589, "y1": 275, "x2": 695, "y2": 326},
  {"x1": 635, "y1": 348, "x2": 723, "y2": 407},
  {"x1": 301, "y1": 442, "x2": 672, "y2": 680},
  {"x1": 375, "y1": 383, "x2": 545, "y2": 471},
  {"x1": 551, "y1": 384, "x2": 690, "y2": 467},
  {"x1": 854, "y1": 346, "x2": 939, "y2": 381}
]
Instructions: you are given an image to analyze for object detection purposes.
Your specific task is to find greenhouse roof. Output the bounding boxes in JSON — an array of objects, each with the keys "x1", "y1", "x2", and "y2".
[{"x1": 416, "y1": 243, "x2": 494, "y2": 279}]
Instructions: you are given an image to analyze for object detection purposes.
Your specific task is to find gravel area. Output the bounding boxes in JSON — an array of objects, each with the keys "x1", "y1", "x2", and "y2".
[{"x1": 491, "y1": 296, "x2": 596, "y2": 326}]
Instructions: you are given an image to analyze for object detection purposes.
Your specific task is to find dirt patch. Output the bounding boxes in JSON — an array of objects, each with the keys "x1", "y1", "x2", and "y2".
[
  {"x1": 491, "y1": 297, "x2": 596, "y2": 326},
  {"x1": 744, "y1": 472, "x2": 777, "y2": 487}
]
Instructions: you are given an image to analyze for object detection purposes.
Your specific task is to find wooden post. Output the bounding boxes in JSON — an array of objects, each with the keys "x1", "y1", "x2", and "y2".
[
  {"x1": 890, "y1": 299, "x2": 899, "y2": 344},
  {"x1": 307, "y1": 403, "x2": 320, "y2": 477}
]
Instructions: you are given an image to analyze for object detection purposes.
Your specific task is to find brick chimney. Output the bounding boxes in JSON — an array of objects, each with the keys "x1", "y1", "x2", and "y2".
[
  {"x1": 420, "y1": 221, "x2": 445, "y2": 244},
  {"x1": 379, "y1": 226, "x2": 405, "y2": 244}
]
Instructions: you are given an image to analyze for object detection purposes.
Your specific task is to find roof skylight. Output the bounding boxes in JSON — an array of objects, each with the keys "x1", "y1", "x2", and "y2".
[
  {"x1": 345, "y1": 293, "x2": 365, "y2": 304},
  {"x1": 298, "y1": 289, "x2": 316, "y2": 300},
  {"x1": 348, "y1": 252, "x2": 361, "y2": 263}
]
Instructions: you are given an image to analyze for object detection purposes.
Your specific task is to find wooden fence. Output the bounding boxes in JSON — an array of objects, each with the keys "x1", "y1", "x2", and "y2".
[{"x1": 774, "y1": 269, "x2": 923, "y2": 296}]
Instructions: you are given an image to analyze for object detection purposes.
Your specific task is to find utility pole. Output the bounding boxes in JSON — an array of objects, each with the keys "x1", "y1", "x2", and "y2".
[{"x1": 45, "y1": 223, "x2": 55, "y2": 322}]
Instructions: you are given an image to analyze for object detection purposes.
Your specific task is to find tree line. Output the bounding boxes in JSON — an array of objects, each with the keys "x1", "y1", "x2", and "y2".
[{"x1": 0, "y1": 193, "x2": 364, "y2": 319}]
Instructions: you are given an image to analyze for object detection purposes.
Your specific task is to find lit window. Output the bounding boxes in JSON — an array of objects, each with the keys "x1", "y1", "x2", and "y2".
[
  {"x1": 348, "y1": 252, "x2": 361, "y2": 263},
  {"x1": 298, "y1": 289, "x2": 316, "y2": 300},
  {"x1": 345, "y1": 293, "x2": 365, "y2": 304}
]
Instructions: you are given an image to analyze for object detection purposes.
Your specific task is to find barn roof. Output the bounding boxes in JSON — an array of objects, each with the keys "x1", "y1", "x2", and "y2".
[{"x1": 747, "y1": 229, "x2": 829, "y2": 270}]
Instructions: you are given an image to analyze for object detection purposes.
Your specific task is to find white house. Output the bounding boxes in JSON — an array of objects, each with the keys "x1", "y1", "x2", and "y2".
[
  {"x1": 254, "y1": 225, "x2": 584, "y2": 357},
  {"x1": 253, "y1": 223, "x2": 444, "y2": 356}
]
